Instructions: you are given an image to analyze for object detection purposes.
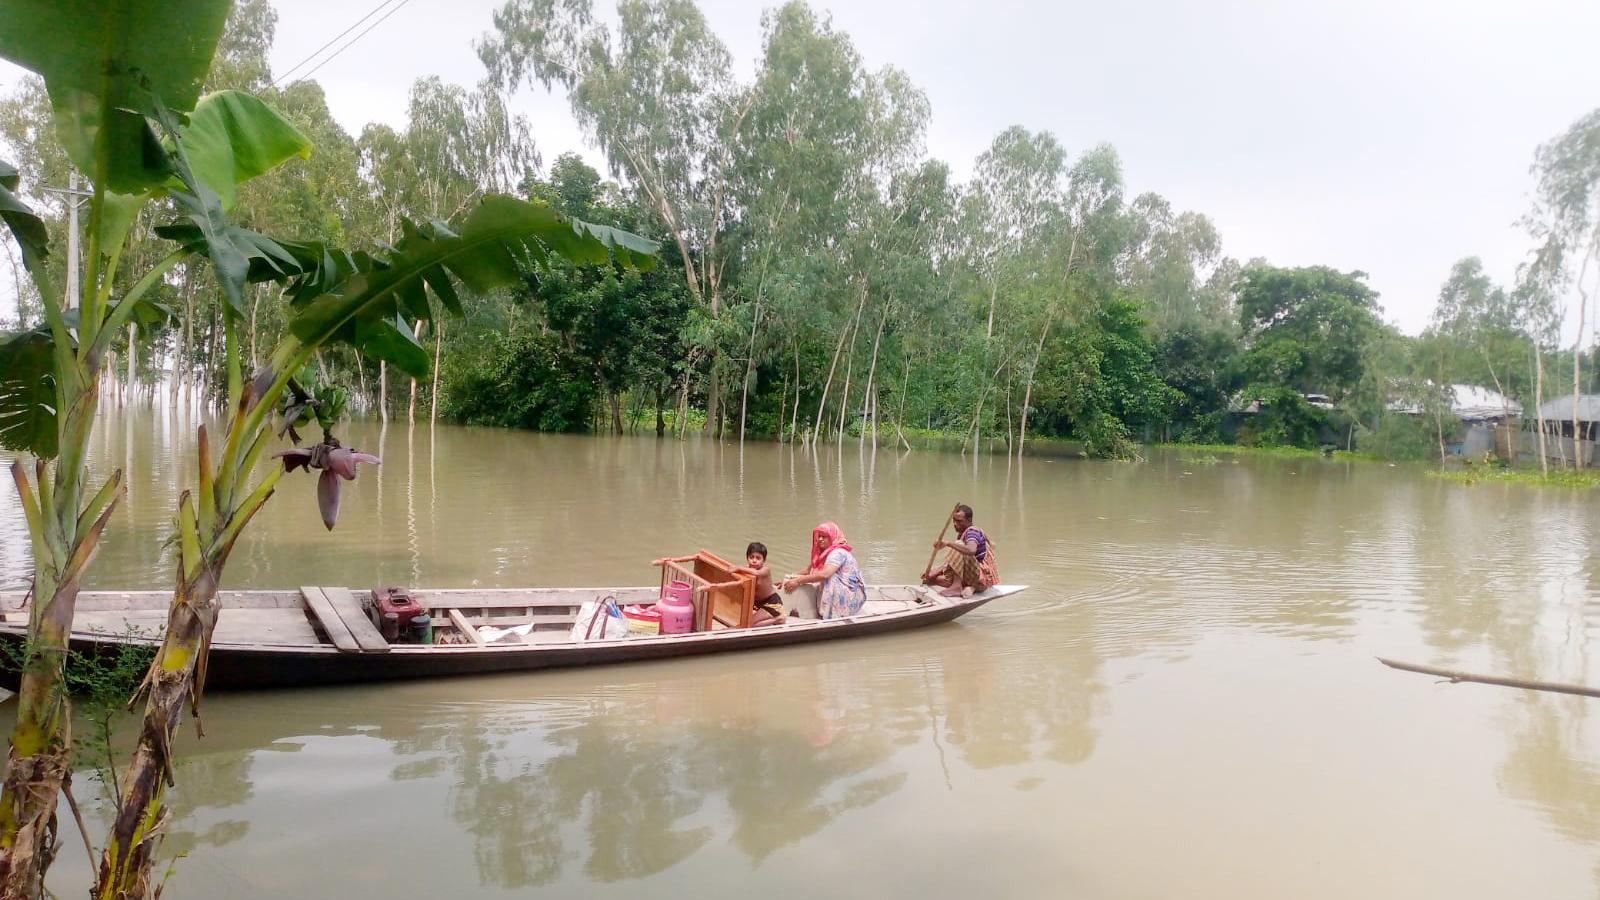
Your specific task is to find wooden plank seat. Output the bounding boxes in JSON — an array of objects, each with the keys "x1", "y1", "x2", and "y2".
[
  {"x1": 322, "y1": 587, "x2": 390, "y2": 653},
  {"x1": 73, "y1": 608, "x2": 322, "y2": 647},
  {"x1": 301, "y1": 587, "x2": 390, "y2": 653}
]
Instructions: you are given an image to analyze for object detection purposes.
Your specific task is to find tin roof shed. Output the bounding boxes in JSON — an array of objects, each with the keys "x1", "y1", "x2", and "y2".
[{"x1": 1537, "y1": 394, "x2": 1600, "y2": 423}]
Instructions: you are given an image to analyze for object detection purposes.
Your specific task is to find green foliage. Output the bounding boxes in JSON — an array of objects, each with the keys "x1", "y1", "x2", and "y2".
[
  {"x1": 440, "y1": 319, "x2": 596, "y2": 431},
  {"x1": 1237, "y1": 265, "x2": 1379, "y2": 397},
  {"x1": 1027, "y1": 298, "x2": 1173, "y2": 457},
  {"x1": 0, "y1": 0, "x2": 230, "y2": 193},
  {"x1": 0, "y1": 629, "x2": 155, "y2": 798},
  {"x1": 1431, "y1": 466, "x2": 1600, "y2": 489},
  {"x1": 1235, "y1": 386, "x2": 1330, "y2": 449},
  {"x1": 0, "y1": 325, "x2": 58, "y2": 456},
  {"x1": 1154, "y1": 326, "x2": 1241, "y2": 442},
  {"x1": 1357, "y1": 413, "x2": 1446, "y2": 461},
  {"x1": 0, "y1": 158, "x2": 46, "y2": 275},
  {"x1": 177, "y1": 90, "x2": 311, "y2": 213}
]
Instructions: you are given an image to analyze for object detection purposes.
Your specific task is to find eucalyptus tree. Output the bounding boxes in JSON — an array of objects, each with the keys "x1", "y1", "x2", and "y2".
[
  {"x1": 356, "y1": 76, "x2": 537, "y2": 419},
  {"x1": 481, "y1": 0, "x2": 745, "y2": 433},
  {"x1": 733, "y1": 3, "x2": 879, "y2": 440},
  {"x1": 1527, "y1": 107, "x2": 1600, "y2": 466},
  {"x1": 966, "y1": 126, "x2": 1064, "y2": 341},
  {"x1": 1429, "y1": 257, "x2": 1527, "y2": 413},
  {"x1": 1015, "y1": 143, "x2": 1125, "y2": 456},
  {"x1": 1121, "y1": 192, "x2": 1225, "y2": 331}
]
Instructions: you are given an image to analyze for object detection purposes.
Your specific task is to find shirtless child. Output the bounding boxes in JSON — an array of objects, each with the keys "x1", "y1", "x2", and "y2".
[{"x1": 735, "y1": 542, "x2": 786, "y2": 627}]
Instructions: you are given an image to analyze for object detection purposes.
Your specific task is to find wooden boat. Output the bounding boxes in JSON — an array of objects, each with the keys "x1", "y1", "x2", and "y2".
[{"x1": 0, "y1": 583, "x2": 1026, "y2": 690}]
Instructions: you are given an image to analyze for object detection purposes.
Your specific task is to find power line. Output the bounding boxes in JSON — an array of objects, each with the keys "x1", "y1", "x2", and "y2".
[
  {"x1": 289, "y1": 0, "x2": 416, "y2": 87},
  {"x1": 272, "y1": 0, "x2": 405, "y2": 87}
]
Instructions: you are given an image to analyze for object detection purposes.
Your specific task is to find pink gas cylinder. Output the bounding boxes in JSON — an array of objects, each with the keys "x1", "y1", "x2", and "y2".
[{"x1": 657, "y1": 580, "x2": 697, "y2": 634}]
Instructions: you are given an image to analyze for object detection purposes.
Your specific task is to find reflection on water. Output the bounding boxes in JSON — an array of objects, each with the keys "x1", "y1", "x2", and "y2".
[{"x1": 5, "y1": 412, "x2": 1600, "y2": 897}]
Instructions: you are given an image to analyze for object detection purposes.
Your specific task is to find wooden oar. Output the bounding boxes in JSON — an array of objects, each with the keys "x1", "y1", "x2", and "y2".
[{"x1": 921, "y1": 503, "x2": 961, "y2": 581}]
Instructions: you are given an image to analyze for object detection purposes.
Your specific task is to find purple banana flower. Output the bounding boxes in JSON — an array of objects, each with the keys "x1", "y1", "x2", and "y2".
[{"x1": 274, "y1": 441, "x2": 381, "y2": 530}]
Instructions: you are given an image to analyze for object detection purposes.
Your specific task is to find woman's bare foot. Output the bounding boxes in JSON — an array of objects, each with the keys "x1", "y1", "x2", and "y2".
[{"x1": 938, "y1": 586, "x2": 963, "y2": 598}]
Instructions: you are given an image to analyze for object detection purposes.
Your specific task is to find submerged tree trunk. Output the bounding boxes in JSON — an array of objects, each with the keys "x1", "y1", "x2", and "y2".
[
  {"x1": 789, "y1": 347, "x2": 802, "y2": 444},
  {"x1": 777, "y1": 371, "x2": 788, "y2": 445},
  {"x1": 676, "y1": 377, "x2": 689, "y2": 440},
  {"x1": 608, "y1": 391, "x2": 624, "y2": 435},
  {"x1": 1574, "y1": 262, "x2": 1589, "y2": 469},
  {"x1": 739, "y1": 296, "x2": 762, "y2": 443},
  {"x1": 1533, "y1": 343, "x2": 1548, "y2": 474},
  {"x1": 1018, "y1": 316, "x2": 1052, "y2": 458},
  {"x1": 835, "y1": 301, "x2": 867, "y2": 439},
  {"x1": 813, "y1": 286, "x2": 866, "y2": 443},
  {"x1": 860, "y1": 307, "x2": 889, "y2": 448},
  {"x1": 126, "y1": 323, "x2": 137, "y2": 407},
  {"x1": 655, "y1": 383, "x2": 666, "y2": 437},
  {"x1": 705, "y1": 366, "x2": 721, "y2": 438},
  {"x1": 895, "y1": 353, "x2": 913, "y2": 451},
  {"x1": 965, "y1": 350, "x2": 1016, "y2": 453},
  {"x1": 379, "y1": 361, "x2": 389, "y2": 424},
  {"x1": 431, "y1": 320, "x2": 443, "y2": 427}
]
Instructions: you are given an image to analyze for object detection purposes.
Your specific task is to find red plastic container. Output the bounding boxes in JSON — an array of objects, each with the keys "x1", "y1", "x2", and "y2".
[
  {"x1": 622, "y1": 604, "x2": 662, "y2": 635},
  {"x1": 372, "y1": 587, "x2": 426, "y2": 634}
]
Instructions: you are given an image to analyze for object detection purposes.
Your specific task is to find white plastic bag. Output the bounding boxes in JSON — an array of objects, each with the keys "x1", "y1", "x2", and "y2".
[
  {"x1": 478, "y1": 622, "x2": 535, "y2": 644},
  {"x1": 570, "y1": 598, "x2": 629, "y2": 642}
]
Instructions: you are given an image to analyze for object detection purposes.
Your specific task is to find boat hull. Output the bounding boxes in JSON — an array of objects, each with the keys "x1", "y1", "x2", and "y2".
[{"x1": 0, "y1": 586, "x2": 1017, "y2": 690}]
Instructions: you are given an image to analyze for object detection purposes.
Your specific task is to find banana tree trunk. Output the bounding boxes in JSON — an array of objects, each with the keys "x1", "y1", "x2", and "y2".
[
  {"x1": 0, "y1": 435, "x2": 122, "y2": 900},
  {"x1": 92, "y1": 556, "x2": 220, "y2": 900},
  {"x1": 95, "y1": 422, "x2": 279, "y2": 900}
]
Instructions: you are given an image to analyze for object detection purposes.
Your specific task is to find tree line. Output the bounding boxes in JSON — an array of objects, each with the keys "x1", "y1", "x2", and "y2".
[{"x1": 5, "y1": 0, "x2": 1600, "y2": 462}]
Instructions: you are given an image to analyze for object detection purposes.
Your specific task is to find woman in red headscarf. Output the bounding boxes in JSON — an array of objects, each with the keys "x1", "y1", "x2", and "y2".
[{"x1": 780, "y1": 522, "x2": 868, "y2": 619}]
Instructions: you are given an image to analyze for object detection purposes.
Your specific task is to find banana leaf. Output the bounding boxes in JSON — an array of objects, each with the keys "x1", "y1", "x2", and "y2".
[
  {"x1": 0, "y1": 0, "x2": 231, "y2": 192},
  {"x1": 0, "y1": 326, "x2": 61, "y2": 456},
  {"x1": 0, "y1": 159, "x2": 47, "y2": 278}
]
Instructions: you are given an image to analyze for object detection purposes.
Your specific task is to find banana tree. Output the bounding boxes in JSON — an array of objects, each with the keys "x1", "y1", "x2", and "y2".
[
  {"x1": 92, "y1": 190, "x2": 654, "y2": 896},
  {"x1": 0, "y1": 2, "x2": 315, "y2": 895}
]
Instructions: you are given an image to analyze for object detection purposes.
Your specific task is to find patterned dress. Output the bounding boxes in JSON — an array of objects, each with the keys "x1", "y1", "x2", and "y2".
[{"x1": 819, "y1": 547, "x2": 867, "y2": 619}]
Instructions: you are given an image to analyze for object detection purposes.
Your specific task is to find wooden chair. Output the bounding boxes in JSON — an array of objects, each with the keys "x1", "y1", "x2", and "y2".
[{"x1": 653, "y1": 550, "x2": 754, "y2": 630}]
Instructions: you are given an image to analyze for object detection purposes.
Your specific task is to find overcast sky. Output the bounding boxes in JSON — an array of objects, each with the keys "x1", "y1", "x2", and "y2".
[{"x1": 11, "y1": 0, "x2": 1600, "y2": 333}]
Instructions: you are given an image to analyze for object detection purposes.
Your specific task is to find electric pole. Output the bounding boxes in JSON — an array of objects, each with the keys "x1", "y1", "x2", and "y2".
[{"x1": 42, "y1": 174, "x2": 89, "y2": 311}]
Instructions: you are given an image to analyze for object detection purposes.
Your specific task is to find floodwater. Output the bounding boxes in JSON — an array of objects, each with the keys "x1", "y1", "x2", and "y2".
[{"x1": 4, "y1": 406, "x2": 1600, "y2": 898}]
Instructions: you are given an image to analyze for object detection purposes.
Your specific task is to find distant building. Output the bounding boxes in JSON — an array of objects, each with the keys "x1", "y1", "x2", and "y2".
[
  {"x1": 1388, "y1": 384, "x2": 1522, "y2": 457},
  {"x1": 1528, "y1": 394, "x2": 1600, "y2": 466},
  {"x1": 1224, "y1": 390, "x2": 1343, "y2": 445}
]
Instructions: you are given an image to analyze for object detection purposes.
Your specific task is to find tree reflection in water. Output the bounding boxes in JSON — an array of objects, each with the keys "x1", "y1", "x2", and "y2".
[{"x1": 347, "y1": 628, "x2": 1110, "y2": 889}]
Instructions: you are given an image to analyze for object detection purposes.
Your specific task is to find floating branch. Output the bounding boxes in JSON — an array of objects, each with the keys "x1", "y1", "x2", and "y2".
[{"x1": 1377, "y1": 657, "x2": 1600, "y2": 699}]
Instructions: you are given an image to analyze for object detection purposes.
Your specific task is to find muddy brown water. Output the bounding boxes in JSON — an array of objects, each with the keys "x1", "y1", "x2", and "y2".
[{"x1": 3, "y1": 407, "x2": 1599, "y2": 898}]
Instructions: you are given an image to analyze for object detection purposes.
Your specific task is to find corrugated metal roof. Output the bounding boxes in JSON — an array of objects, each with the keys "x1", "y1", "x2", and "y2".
[
  {"x1": 1450, "y1": 385, "x2": 1522, "y2": 420},
  {"x1": 1537, "y1": 394, "x2": 1600, "y2": 422},
  {"x1": 1386, "y1": 384, "x2": 1522, "y2": 420}
]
